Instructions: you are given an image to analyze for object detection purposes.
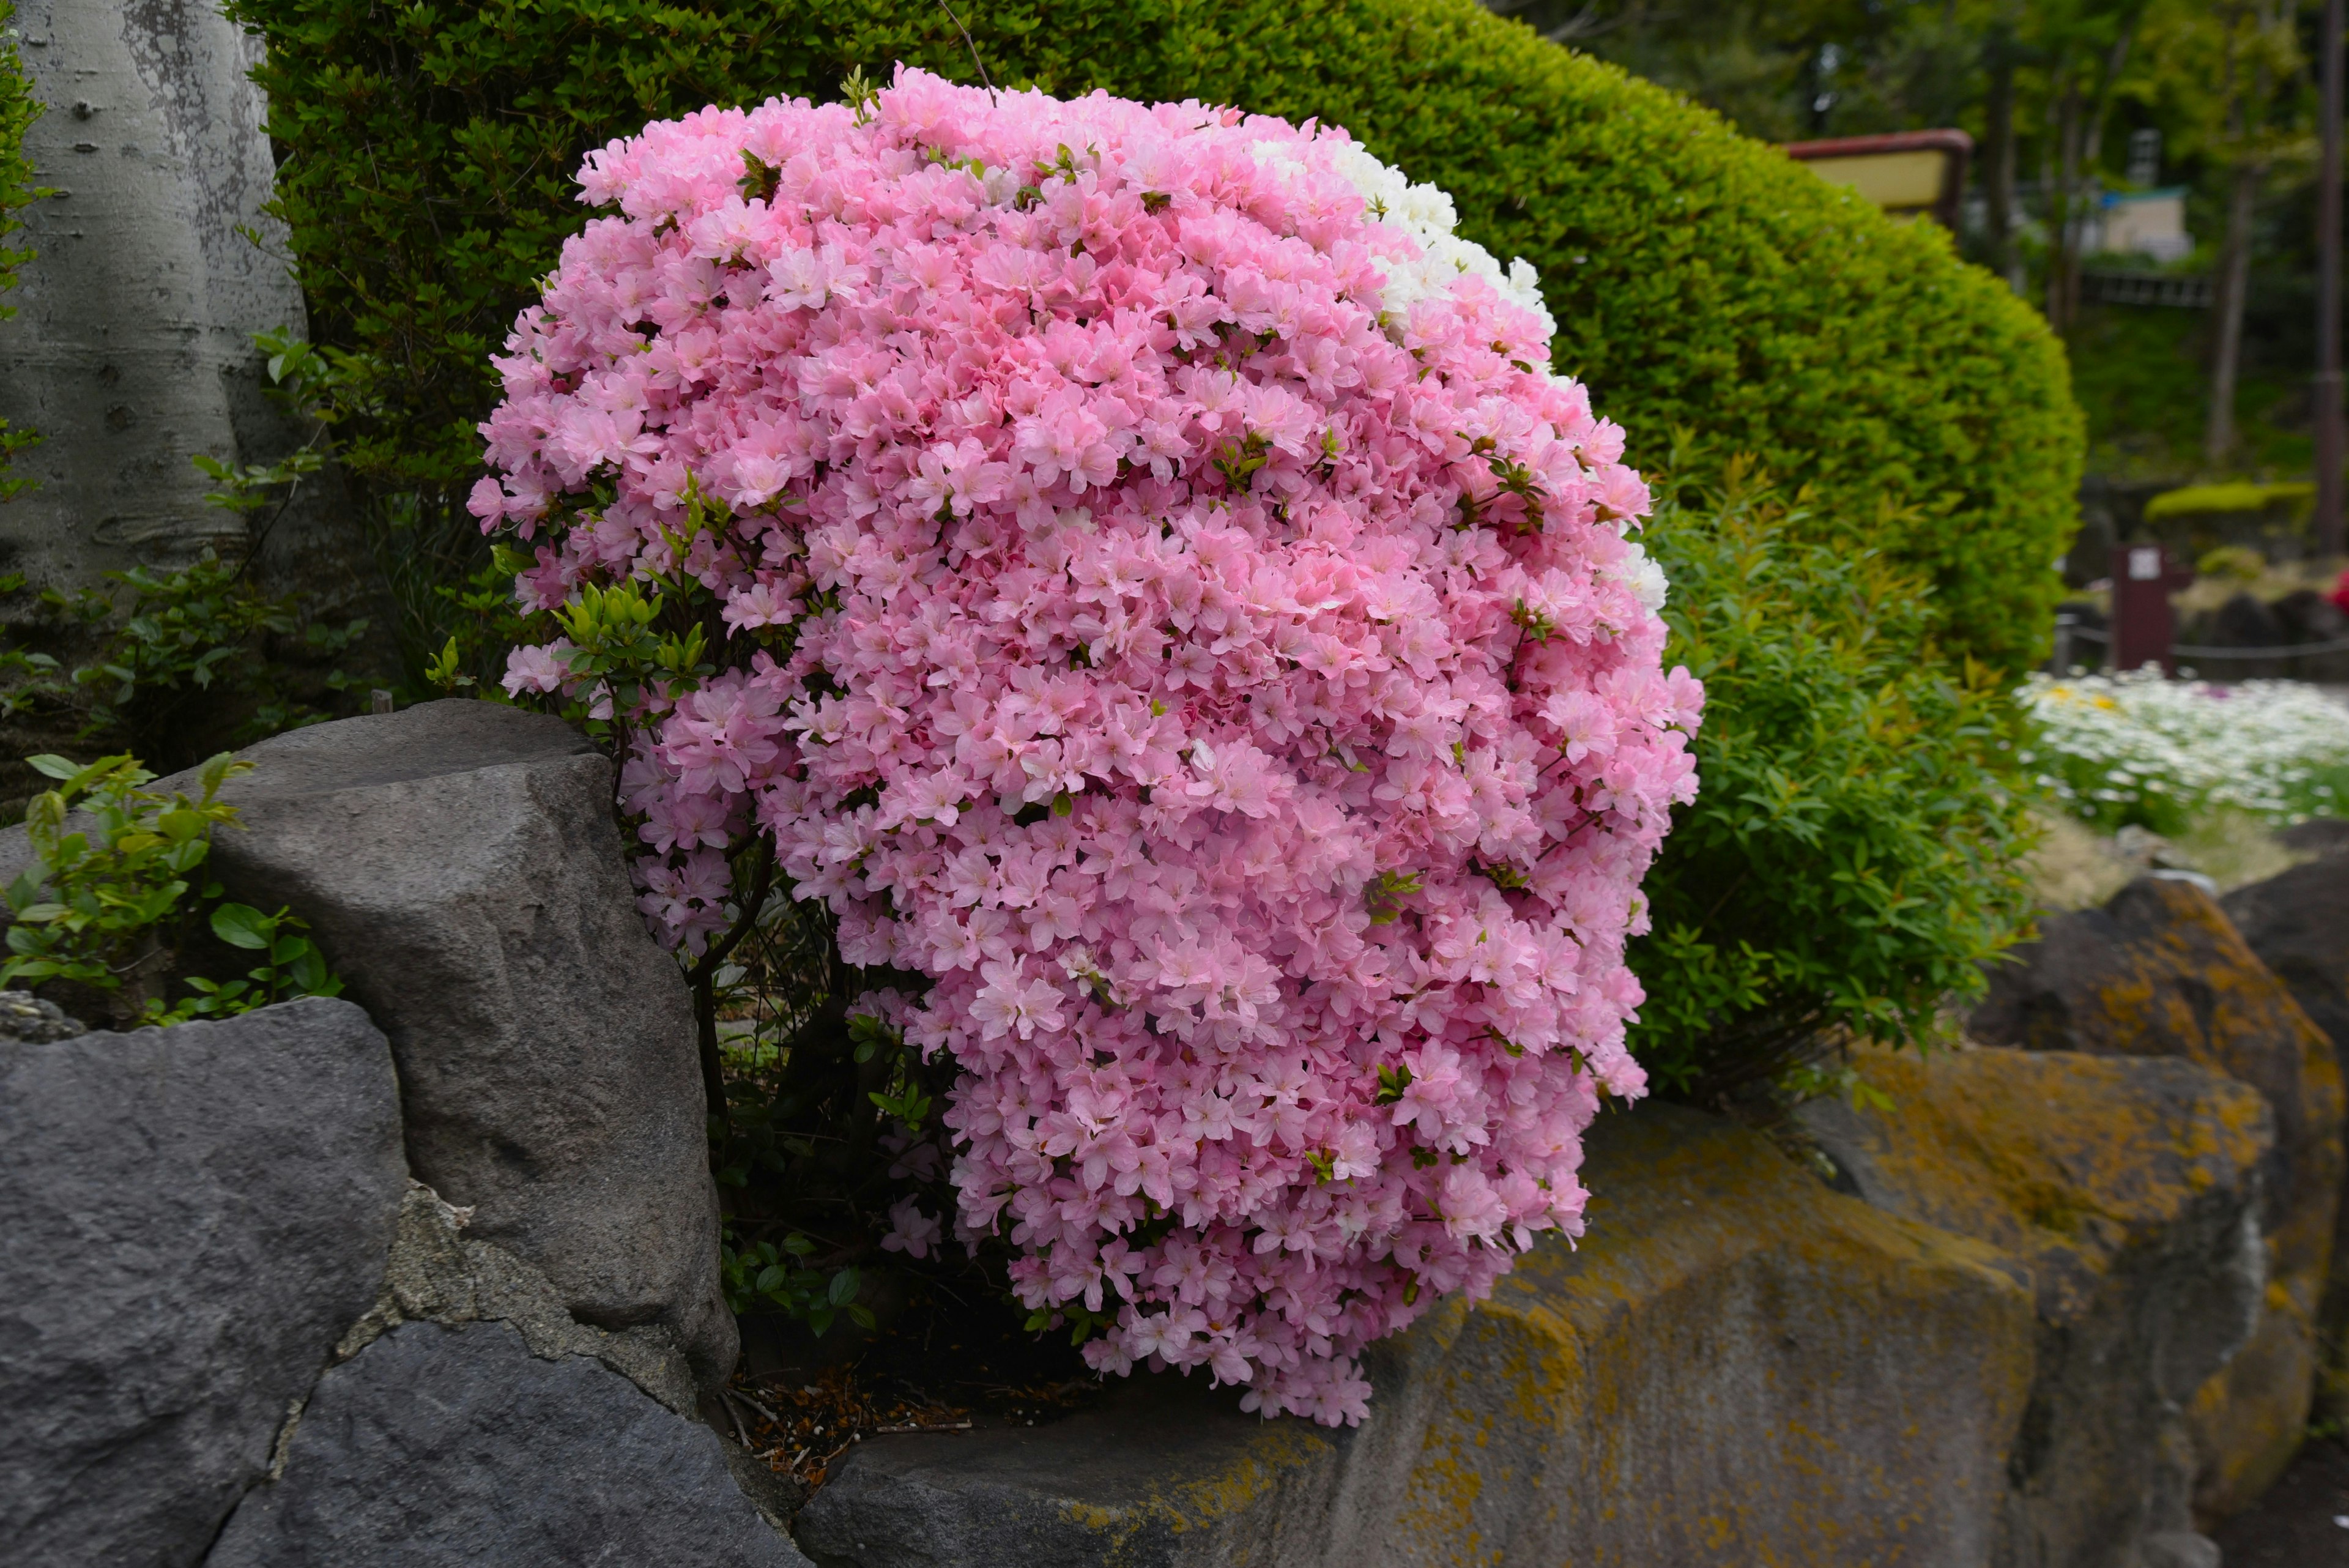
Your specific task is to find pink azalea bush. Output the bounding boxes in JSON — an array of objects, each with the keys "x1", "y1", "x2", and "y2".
[{"x1": 472, "y1": 67, "x2": 1701, "y2": 1425}]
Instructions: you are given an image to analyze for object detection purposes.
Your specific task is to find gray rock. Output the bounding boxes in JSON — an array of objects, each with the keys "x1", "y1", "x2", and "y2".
[
  {"x1": 339, "y1": 1180, "x2": 702, "y2": 1421},
  {"x1": 796, "y1": 1103, "x2": 2038, "y2": 1567},
  {"x1": 2225, "y1": 854, "x2": 2349, "y2": 1433},
  {"x1": 789, "y1": 1374, "x2": 1355, "y2": 1568},
  {"x1": 2140, "y1": 1531, "x2": 2222, "y2": 1568},
  {"x1": 1969, "y1": 874, "x2": 2345, "y2": 1515},
  {"x1": 2224, "y1": 857, "x2": 2349, "y2": 1088},
  {"x1": 0, "y1": 987, "x2": 83, "y2": 1041},
  {"x1": 154, "y1": 700, "x2": 737, "y2": 1391},
  {"x1": 2276, "y1": 817, "x2": 2349, "y2": 859},
  {"x1": 1793, "y1": 1046, "x2": 2272, "y2": 1567},
  {"x1": 0, "y1": 998, "x2": 405, "y2": 1568},
  {"x1": 204, "y1": 1320, "x2": 812, "y2": 1567}
]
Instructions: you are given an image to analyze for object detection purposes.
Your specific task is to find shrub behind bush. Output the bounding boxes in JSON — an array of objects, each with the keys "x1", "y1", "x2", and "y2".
[
  {"x1": 1630, "y1": 459, "x2": 2036, "y2": 1099},
  {"x1": 229, "y1": 0, "x2": 2079, "y2": 675}
]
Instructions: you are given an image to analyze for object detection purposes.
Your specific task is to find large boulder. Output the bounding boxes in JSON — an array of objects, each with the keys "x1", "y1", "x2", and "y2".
[
  {"x1": 2224, "y1": 850, "x2": 2349, "y2": 1425},
  {"x1": 1795, "y1": 1046, "x2": 2271, "y2": 1567},
  {"x1": 2226, "y1": 853, "x2": 2349, "y2": 1069},
  {"x1": 152, "y1": 700, "x2": 737, "y2": 1389},
  {"x1": 795, "y1": 1103, "x2": 2036, "y2": 1566},
  {"x1": 1970, "y1": 874, "x2": 2347, "y2": 1513},
  {"x1": 204, "y1": 1319, "x2": 812, "y2": 1567},
  {"x1": 0, "y1": 998, "x2": 406, "y2": 1568}
]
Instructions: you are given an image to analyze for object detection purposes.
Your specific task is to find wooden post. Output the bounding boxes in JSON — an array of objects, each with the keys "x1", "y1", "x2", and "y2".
[{"x1": 2318, "y1": 0, "x2": 2346, "y2": 559}]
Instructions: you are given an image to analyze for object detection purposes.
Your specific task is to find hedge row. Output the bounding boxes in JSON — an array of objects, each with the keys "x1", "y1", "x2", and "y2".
[{"x1": 229, "y1": 0, "x2": 2080, "y2": 674}]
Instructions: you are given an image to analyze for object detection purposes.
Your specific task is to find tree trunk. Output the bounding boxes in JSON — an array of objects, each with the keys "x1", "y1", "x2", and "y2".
[
  {"x1": 2206, "y1": 3, "x2": 2274, "y2": 467},
  {"x1": 2208, "y1": 160, "x2": 2262, "y2": 465},
  {"x1": 2046, "y1": 84, "x2": 2084, "y2": 333},
  {"x1": 1984, "y1": 26, "x2": 2022, "y2": 292}
]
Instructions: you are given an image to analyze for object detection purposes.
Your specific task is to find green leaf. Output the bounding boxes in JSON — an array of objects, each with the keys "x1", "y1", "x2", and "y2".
[
  {"x1": 827, "y1": 1266, "x2": 861, "y2": 1307},
  {"x1": 210, "y1": 903, "x2": 274, "y2": 949}
]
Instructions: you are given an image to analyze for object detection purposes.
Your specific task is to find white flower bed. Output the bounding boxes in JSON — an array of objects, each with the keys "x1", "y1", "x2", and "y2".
[{"x1": 2019, "y1": 669, "x2": 2349, "y2": 829}]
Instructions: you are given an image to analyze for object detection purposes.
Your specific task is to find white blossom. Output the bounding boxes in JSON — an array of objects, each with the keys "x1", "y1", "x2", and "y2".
[{"x1": 2021, "y1": 668, "x2": 2349, "y2": 824}]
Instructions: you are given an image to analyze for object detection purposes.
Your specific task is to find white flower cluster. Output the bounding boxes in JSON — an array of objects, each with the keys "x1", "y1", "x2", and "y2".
[
  {"x1": 1611, "y1": 540, "x2": 1671, "y2": 609},
  {"x1": 2020, "y1": 669, "x2": 2349, "y2": 825},
  {"x1": 1253, "y1": 138, "x2": 1556, "y2": 341}
]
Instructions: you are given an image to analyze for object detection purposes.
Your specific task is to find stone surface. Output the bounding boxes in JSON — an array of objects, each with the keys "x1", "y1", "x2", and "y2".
[
  {"x1": 2226, "y1": 850, "x2": 2349, "y2": 1427},
  {"x1": 2225, "y1": 857, "x2": 2349, "y2": 1114},
  {"x1": 2139, "y1": 1531, "x2": 2222, "y2": 1568},
  {"x1": 1970, "y1": 874, "x2": 2347, "y2": 1513},
  {"x1": 0, "y1": 987, "x2": 83, "y2": 1041},
  {"x1": 2276, "y1": 817, "x2": 2349, "y2": 859},
  {"x1": 0, "y1": 998, "x2": 405, "y2": 1568},
  {"x1": 340, "y1": 1179, "x2": 703, "y2": 1421},
  {"x1": 795, "y1": 1104, "x2": 2036, "y2": 1566},
  {"x1": 204, "y1": 1320, "x2": 812, "y2": 1567},
  {"x1": 145, "y1": 700, "x2": 737, "y2": 1389},
  {"x1": 1795, "y1": 1046, "x2": 2272, "y2": 1567}
]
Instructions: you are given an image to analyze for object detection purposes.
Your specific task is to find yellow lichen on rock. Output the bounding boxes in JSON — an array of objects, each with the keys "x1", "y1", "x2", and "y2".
[
  {"x1": 1970, "y1": 875, "x2": 2345, "y2": 1517},
  {"x1": 1381, "y1": 1103, "x2": 2036, "y2": 1566},
  {"x1": 1797, "y1": 1044, "x2": 2273, "y2": 1559}
]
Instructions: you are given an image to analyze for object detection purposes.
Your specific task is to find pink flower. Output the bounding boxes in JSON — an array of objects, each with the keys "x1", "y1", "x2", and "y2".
[
  {"x1": 501, "y1": 640, "x2": 573, "y2": 696},
  {"x1": 475, "y1": 68, "x2": 1701, "y2": 1428},
  {"x1": 881, "y1": 1198, "x2": 943, "y2": 1260}
]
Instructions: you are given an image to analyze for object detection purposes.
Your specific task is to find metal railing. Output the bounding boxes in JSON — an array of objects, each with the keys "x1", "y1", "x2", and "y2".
[
  {"x1": 2078, "y1": 270, "x2": 2216, "y2": 309},
  {"x1": 2053, "y1": 619, "x2": 2349, "y2": 671}
]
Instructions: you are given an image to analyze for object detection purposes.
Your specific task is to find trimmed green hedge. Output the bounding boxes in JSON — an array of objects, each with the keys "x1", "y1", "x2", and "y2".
[
  {"x1": 1, "y1": 0, "x2": 40, "y2": 501},
  {"x1": 1169, "y1": 0, "x2": 2083, "y2": 676},
  {"x1": 231, "y1": 0, "x2": 2079, "y2": 673}
]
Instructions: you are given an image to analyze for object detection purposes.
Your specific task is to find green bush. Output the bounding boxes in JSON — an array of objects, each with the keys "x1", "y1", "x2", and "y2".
[
  {"x1": 0, "y1": 551, "x2": 376, "y2": 773},
  {"x1": 228, "y1": 0, "x2": 2078, "y2": 675},
  {"x1": 1629, "y1": 458, "x2": 2037, "y2": 1099},
  {"x1": 2, "y1": 752, "x2": 343, "y2": 1028},
  {"x1": 1, "y1": 0, "x2": 43, "y2": 501}
]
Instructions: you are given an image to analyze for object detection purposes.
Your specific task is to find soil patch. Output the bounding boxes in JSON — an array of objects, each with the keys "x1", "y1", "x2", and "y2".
[
  {"x1": 722, "y1": 1284, "x2": 1104, "y2": 1495},
  {"x1": 2210, "y1": 1438, "x2": 2349, "y2": 1566}
]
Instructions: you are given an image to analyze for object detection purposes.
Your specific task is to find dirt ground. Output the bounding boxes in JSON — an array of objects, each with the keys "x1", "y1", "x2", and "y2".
[{"x1": 2210, "y1": 1438, "x2": 2349, "y2": 1566}]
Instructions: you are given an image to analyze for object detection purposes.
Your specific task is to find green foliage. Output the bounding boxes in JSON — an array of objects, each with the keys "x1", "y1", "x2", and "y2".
[
  {"x1": 195, "y1": 327, "x2": 382, "y2": 536},
  {"x1": 2067, "y1": 300, "x2": 2313, "y2": 487},
  {"x1": 1, "y1": 752, "x2": 341, "y2": 1027},
  {"x1": 229, "y1": 0, "x2": 2079, "y2": 677},
  {"x1": 0, "y1": 0, "x2": 46, "y2": 500},
  {"x1": 0, "y1": 552, "x2": 374, "y2": 772},
  {"x1": 1630, "y1": 458, "x2": 2038, "y2": 1099},
  {"x1": 719, "y1": 1230, "x2": 876, "y2": 1336},
  {"x1": 150, "y1": 901, "x2": 343, "y2": 1025},
  {"x1": 2147, "y1": 479, "x2": 2315, "y2": 521}
]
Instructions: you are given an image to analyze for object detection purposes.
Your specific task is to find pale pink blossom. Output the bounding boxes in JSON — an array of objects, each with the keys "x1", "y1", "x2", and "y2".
[{"x1": 476, "y1": 69, "x2": 1701, "y2": 1427}]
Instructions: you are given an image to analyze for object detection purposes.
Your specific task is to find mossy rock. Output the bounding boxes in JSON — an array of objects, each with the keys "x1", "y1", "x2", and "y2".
[
  {"x1": 798, "y1": 1104, "x2": 2036, "y2": 1564},
  {"x1": 1799, "y1": 1044, "x2": 2272, "y2": 1555},
  {"x1": 1969, "y1": 874, "x2": 2348, "y2": 1518}
]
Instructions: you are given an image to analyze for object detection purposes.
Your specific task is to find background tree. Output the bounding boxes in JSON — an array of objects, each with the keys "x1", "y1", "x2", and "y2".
[{"x1": 2126, "y1": 0, "x2": 2312, "y2": 461}]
